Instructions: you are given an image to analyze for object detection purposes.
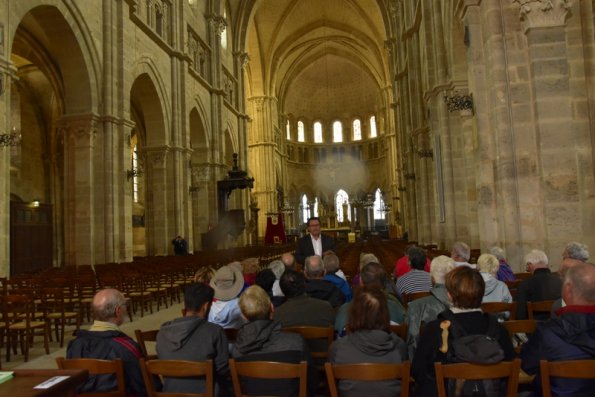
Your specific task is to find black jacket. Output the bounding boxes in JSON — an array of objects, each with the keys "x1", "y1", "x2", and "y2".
[
  {"x1": 305, "y1": 279, "x2": 345, "y2": 308},
  {"x1": 295, "y1": 234, "x2": 335, "y2": 265},
  {"x1": 411, "y1": 310, "x2": 515, "y2": 397},
  {"x1": 67, "y1": 329, "x2": 147, "y2": 397},
  {"x1": 516, "y1": 268, "x2": 562, "y2": 319}
]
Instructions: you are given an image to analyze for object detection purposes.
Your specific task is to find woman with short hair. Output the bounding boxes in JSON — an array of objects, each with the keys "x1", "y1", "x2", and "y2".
[{"x1": 411, "y1": 266, "x2": 515, "y2": 397}]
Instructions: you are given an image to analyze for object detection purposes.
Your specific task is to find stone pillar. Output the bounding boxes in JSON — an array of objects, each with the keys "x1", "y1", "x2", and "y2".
[
  {"x1": 517, "y1": 0, "x2": 581, "y2": 255},
  {"x1": 247, "y1": 96, "x2": 279, "y2": 240},
  {"x1": 59, "y1": 114, "x2": 100, "y2": 266},
  {"x1": 143, "y1": 147, "x2": 170, "y2": 255}
]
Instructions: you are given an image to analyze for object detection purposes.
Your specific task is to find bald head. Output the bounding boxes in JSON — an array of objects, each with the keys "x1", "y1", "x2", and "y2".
[
  {"x1": 281, "y1": 252, "x2": 296, "y2": 270},
  {"x1": 93, "y1": 289, "x2": 127, "y2": 325},
  {"x1": 563, "y1": 263, "x2": 595, "y2": 306},
  {"x1": 305, "y1": 255, "x2": 324, "y2": 279}
]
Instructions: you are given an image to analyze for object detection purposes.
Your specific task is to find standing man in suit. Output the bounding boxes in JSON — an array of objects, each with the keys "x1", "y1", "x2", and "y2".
[{"x1": 295, "y1": 217, "x2": 335, "y2": 265}]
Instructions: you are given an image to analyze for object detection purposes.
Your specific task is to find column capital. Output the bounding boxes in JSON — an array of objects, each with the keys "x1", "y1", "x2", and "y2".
[
  {"x1": 513, "y1": 0, "x2": 571, "y2": 32},
  {"x1": 57, "y1": 113, "x2": 100, "y2": 146},
  {"x1": 208, "y1": 15, "x2": 227, "y2": 37}
]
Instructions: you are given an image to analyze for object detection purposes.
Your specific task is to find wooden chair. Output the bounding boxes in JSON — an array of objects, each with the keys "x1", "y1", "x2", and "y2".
[
  {"x1": 325, "y1": 361, "x2": 411, "y2": 397},
  {"x1": 3, "y1": 294, "x2": 50, "y2": 362},
  {"x1": 514, "y1": 272, "x2": 532, "y2": 280},
  {"x1": 434, "y1": 358, "x2": 521, "y2": 397},
  {"x1": 527, "y1": 300, "x2": 555, "y2": 320},
  {"x1": 56, "y1": 357, "x2": 126, "y2": 397},
  {"x1": 281, "y1": 326, "x2": 334, "y2": 361},
  {"x1": 390, "y1": 323, "x2": 408, "y2": 341},
  {"x1": 140, "y1": 358, "x2": 213, "y2": 397},
  {"x1": 539, "y1": 359, "x2": 595, "y2": 397},
  {"x1": 134, "y1": 329, "x2": 159, "y2": 360},
  {"x1": 40, "y1": 287, "x2": 80, "y2": 347},
  {"x1": 502, "y1": 319, "x2": 537, "y2": 353},
  {"x1": 481, "y1": 302, "x2": 517, "y2": 320},
  {"x1": 229, "y1": 358, "x2": 308, "y2": 397},
  {"x1": 403, "y1": 291, "x2": 431, "y2": 308}
]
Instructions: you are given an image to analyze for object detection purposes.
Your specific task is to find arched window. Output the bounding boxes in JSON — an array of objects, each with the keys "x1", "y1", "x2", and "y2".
[
  {"x1": 220, "y1": 10, "x2": 228, "y2": 49},
  {"x1": 314, "y1": 122, "x2": 323, "y2": 143},
  {"x1": 313, "y1": 197, "x2": 319, "y2": 217},
  {"x1": 333, "y1": 121, "x2": 343, "y2": 143},
  {"x1": 286, "y1": 120, "x2": 291, "y2": 140},
  {"x1": 373, "y1": 188, "x2": 385, "y2": 220},
  {"x1": 335, "y1": 189, "x2": 351, "y2": 222},
  {"x1": 353, "y1": 119, "x2": 362, "y2": 141},
  {"x1": 301, "y1": 194, "x2": 309, "y2": 223},
  {"x1": 370, "y1": 115, "x2": 377, "y2": 138},
  {"x1": 297, "y1": 121, "x2": 305, "y2": 142},
  {"x1": 370, "y1": 116, "x2": 378, "y2": 138},
  {"x1": 132, "y1": 144, "x2": 140, "y2": 203}
]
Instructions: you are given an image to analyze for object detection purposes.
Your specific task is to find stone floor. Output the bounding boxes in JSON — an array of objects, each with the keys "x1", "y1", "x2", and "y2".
[{"x1": 2, "y1": 301, "x2": 183, "y2": 370}]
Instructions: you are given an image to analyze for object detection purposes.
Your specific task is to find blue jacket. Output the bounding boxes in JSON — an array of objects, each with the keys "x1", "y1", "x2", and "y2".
[
  {"x1": 521, "y1": 306, "x2": 595, "y2": 397},
  {"x1": 324, "y1": 273, "x2": 353, "y2": 302}
]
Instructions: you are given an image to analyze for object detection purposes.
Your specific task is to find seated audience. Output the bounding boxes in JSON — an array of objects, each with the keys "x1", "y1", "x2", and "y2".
[
  {"x1": 67, "y1": 289, "x2": 147, "y2": 397},
  {"x1": 395, "y1": 246, "x2": 431, "y2": 299},
  {"x1": 335, "y1": 262, "x2": 405, "y2": 337},
  {"x1": 329, "y1": 287, "x2": 406, "y2": 397},
  {"x1": 516, "y1": 249, "x2": 562, "y2": 320},
  {"x1": 255, "y1": 268, "x2": 285, "y2": 308},
  {"x1": 451, "y1": 241, "x2": 475, "y2": 269},
  {"x1": 323, "y1": 253, "x2": 352, "y2": 302},
  {"x1": 208, "y1": 264, "x2": 246, "y2": 329},
  {"x1": 411, "y1": 267, "x2": 515, "y2": 397},
  {"x1": 488, "y1": 246, "x2": 516, "y2": 282},
  {"x1": 521, "y1": 263, "x2": 595, "y2": 397},
  {"x1": 304, "y1": 255, "x2": 345, "y2": 308},
  {"x1": 477, "y1": 253, "x2": 512, "y2": 304},
  {"x1": 281, "y1": 252, "x2": 297, "y2": 271},
  {"x1": 268, "y1": 259, "x2": 286, "y2": 297},
  {"x1": 157, "y1": 283, "x2": 230, "y2": 394},
  {"x1": 394, "y1": 245, "x2": 431, "y2": 279},
  {"x1": 351, "y1": 252, "x2": 379, "y2": 287},
  {"x1": 231, "y1": 285, "x2": 317, "y2": 396},
  {"x1": 405, "y1": 255, "x2": 455, "y2": 359},
  {"x1": 241, "y1": 257, "x2": 260, "y2": 286}
]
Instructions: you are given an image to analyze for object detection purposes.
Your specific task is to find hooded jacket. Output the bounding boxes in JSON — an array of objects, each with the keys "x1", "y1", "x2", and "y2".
[
  {"x1": 521, "y1": 306, "x2": 595, "y2": 397},
  {"x1": 231, "y1": 319, "x2": 316, "y2": 396},
  {"x1": 208, "y1": 298, "x2": 245, "y2": 329},
  {"x1": 156, "y1": 316, "x2": 229, "y2": 393},
  {"x1": 329, "y1": 330, "x2": 406, "y2": 397},
  {"x1": 405, "y1": 284, "x2": 450, "y2": 359},
  {"x1": 481, "y1": 273, "x2": 513, "y2": 303}
]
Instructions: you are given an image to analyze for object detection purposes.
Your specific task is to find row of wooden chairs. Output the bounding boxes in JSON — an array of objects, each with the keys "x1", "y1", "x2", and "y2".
[{"x1": 54, "y1": 354, "x2": 595, "y2": 397}]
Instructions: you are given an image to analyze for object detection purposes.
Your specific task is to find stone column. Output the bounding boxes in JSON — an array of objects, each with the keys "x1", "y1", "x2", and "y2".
[
  {"x1": 143, "y1": 147, "x2": 170, "y2": 255},
  {"x1": 59, "y1": 113, "x2": 100, "y2": 266},
  {"x1": 247, "y1": 96, "x2": 279, "y2": 241},
  {"x1": 516, "y1": 0, "x2": 580, "y2": 254}
]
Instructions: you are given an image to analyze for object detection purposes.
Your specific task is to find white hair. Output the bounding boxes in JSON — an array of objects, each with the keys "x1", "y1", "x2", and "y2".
[
  {"x1": 564, "y1": 242, "x2": 589, "y2": 262},
  {"x1": 430, "y1": 255, "x2": 455, "y2": 284},
  {"x1": 525, "y1": 249, "x2": 549, "y2": 267},
  {"x1": 477, "y1": 254, "x2": 500, "y2": 276},
  {"x1": 488, "y1": 246, "x2": 506, "y2": 261},
  {"x1": 268, "y1": 260, "x2": 285, "y2": 280},
  {"x1": 452, "y1": 242, "x2": 470, "y2": 261}
]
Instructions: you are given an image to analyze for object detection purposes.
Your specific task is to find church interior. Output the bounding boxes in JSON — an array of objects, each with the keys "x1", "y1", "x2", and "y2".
[{"x1": 1, "y1": 0, "x2": 594, "y2": 278}]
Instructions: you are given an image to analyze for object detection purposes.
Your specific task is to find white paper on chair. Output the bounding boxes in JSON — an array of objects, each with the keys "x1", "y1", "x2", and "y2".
[{"x1": 33, "y1": 376, "x2": 70, "y2": 389}]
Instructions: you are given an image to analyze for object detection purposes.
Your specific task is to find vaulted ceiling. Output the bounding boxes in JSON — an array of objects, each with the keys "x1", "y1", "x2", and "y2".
[{"x1": 242, "y1": 0, "x2": 392, "y2": 119}]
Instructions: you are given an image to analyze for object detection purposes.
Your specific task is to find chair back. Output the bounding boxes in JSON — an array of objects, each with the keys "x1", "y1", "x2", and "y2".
[
  {"x1": 140, "y1": 358, "x2": 213, "y2": 397},
  {"x1": 434, "y1": 358, "x2": 521, "y2": 397},
  {"x1": 539, "y1": 359, "x2": 595, "y2": 397},
  {"x1": 389, "y1": 323, "x2": 408, "y2": 341},
  {"x1": 229, "y1": 358, "x2": 307, "y2": 397},
  {"x1": 324, "y1": 362, "x2": 411, "y2": 397},
  {"x1": 224, "y1": 327, "x2": 240, "y2": 342},
  {"x1": 403, "y1": 291, "x2": 431, "y2": 308},
  {"x1": 56, "y1": 357, "x2": 126, "y2": 397},
  {"x1": 282, "y1": 326, "x2": 334, "y2": 360},
  {"x1": 481, "y1": 302, "x2": 517, "y2": 320},
  {"x1": 527, "y1": 300, "x2": 555, "y2": 320},
  {"x1": 134, "y1": 329, "x2": 159, "y2": 359}
]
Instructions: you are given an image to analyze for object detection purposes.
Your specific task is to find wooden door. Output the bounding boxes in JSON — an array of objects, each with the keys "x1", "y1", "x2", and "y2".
[{"x1": 10, "y1": 201, "x2": 53, "y2": 276}]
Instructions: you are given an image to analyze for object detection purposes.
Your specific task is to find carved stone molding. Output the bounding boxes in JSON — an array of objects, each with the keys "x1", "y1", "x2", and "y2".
[
  {"x1": 208, "y1": 15, "x2": 227, "y2": 37},
  {"x1": 57, "y1": 114, "x2": 100, "y2": 146},
  {"x1": 144, "y1": 148, "x2": 169, "y2": 169},
  {"x1": 513, "y1": 0, "x2": 571, "y2": 32}
]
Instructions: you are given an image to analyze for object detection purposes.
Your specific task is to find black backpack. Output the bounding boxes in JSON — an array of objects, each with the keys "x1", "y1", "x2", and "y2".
[{"x1": 440, "y1": 311, "x2": 505, "y2": 397}]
